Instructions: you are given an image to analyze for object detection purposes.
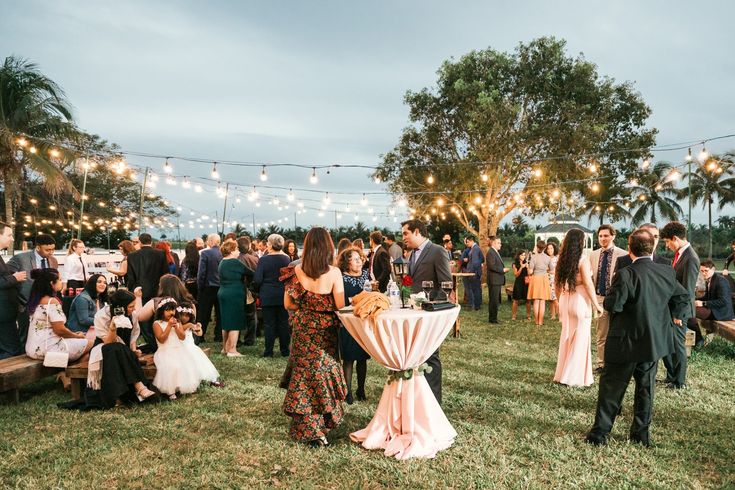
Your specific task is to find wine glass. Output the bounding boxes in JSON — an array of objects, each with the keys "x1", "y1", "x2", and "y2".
[
  {"x1": 440, "y1": 281, "x2": 453, "y2": 302},
  {"x1": 421, "y1": 280, "x2": 434, "y2": 300}
]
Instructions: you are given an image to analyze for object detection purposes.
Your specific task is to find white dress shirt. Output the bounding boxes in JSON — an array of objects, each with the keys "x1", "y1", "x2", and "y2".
[{"x1": 63, "y1": 253, "x2": 87, "y2": 282}]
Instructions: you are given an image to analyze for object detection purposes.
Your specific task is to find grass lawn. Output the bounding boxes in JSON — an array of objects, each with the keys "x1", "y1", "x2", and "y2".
[{"x1": 2, "y1": 291, "x2": 735, "y2": 488}]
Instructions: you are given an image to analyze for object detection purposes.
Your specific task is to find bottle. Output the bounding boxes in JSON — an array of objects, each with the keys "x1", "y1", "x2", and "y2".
[
  {"x1": 363, "y1": 280, "x2": 372, "y2": 293},
  {"x1": 387, "y1": 280, "x2": 400, "y2": 307}
]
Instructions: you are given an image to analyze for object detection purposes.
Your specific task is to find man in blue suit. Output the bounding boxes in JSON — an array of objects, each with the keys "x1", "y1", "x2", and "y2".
[
  {"x1": 463, "y1": 236, "x2": 484, "y2": 311},
  {"x1": 0, "y1": 222, "x2": 27, "y2": 359}
]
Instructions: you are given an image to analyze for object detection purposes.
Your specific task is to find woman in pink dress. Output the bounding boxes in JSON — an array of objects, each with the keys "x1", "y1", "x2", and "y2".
[{"x1": 553, "y1": 229, "x2": 603, "y2": 387}]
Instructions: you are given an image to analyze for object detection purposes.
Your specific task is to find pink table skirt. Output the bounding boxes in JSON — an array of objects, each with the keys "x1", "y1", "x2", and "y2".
[{"x1": 337, "y1": 306, "x2": 460, "y2": 460}]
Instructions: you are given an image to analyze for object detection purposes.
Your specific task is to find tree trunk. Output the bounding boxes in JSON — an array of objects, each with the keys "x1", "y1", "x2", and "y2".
[
  {"x1": 708, "y1": 199, "x2": 713, "y2": 259},
  {"x1": 3, "y1": 170, "x2": 15, "y2": 254}
]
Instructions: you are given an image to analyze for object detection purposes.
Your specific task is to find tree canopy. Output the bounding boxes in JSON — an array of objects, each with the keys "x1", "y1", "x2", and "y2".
[{"x1": 374, "y1": 37, "x2": 657, "y2": 238}]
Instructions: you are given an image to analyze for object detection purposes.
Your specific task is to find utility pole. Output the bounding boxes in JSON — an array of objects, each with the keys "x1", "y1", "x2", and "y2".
[
  {"x1": 138, "y1": 167, "x2": 150, "y2": 233},
  {"x1": 687, "y1": 157, "x2": 693, "y2": 236},
  {"x1": 78, "y1": 158, "x2": 90, "y2": 239},
  {"x1": 221, "y1": 182, "x2": 230, "y2": 235}
]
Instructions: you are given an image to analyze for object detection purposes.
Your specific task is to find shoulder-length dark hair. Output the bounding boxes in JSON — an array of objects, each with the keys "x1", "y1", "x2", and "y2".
[
  {"x1": 84, "y1": 273, "x2": 108, "y2": 303},
  {"x1": 336, "y1": 247, "x2": 361, "y2": 274},
  {"x1": 555, "y1": 229, "x2": 585, "y2": 291},
  {"x1": 27, "y1": 268, "x2": 60, "y2": 314},
  {"x1": 182, "y1": 241, "x2": 199, "y2": 273},
  {"x1": 157, "y1": 274, "x2": 195, "y2": 304},
  {"x1": 285, "y1": 239, "x2": 299, "y2": 260},
  {"x1": 302, "y1": 227, "x2": 334, "y2": 279}
]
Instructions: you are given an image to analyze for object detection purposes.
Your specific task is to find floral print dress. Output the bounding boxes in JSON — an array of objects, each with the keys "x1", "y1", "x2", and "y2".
[
  {"x1": 25, "y1": 301, "x2": 88, "y2": 361},
  {"x1": 280, "y1": 267, "x2": 347, "y2": 442}
]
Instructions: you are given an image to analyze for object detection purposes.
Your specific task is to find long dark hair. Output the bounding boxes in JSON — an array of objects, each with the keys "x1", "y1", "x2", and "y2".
[
  {"x1": 555, "y1": 228, "x2": 585, "y2": 291},
  {"x1": 155, "y1": 297, "x2": 177, "y2": 320},
  {"x1": 182, "y1": 241, "x2": 199, "y2": 275},
  {"x1": 302, "y1": 227, "x2": 334, "y2": 279},
  {"x1": 27, "y1": 268, "x2": 60, "y2": 314},
  {"x1": 84, "y1": 273, "x2": 108, "y2": 303},
  {"x1": 157, "y1": 274, "x2": 195, "y2": 304},
  {"x1": 513, "y1": 250, "x2": 526, "y2": 268},
  {"x1": 285, "y1": 239, "x2": 299, "y2": 260}
]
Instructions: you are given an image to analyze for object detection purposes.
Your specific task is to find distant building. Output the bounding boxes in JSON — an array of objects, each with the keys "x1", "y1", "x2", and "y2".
[{"x1": 535, "y1": 214, "x2": 594, "y2": 250}]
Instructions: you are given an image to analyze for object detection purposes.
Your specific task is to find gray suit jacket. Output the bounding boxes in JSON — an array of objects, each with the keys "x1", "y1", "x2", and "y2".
[
  {"x1": 7, "y1": 251, "x2": 59, "y2": 304},
  {"x1": 673, "y1": 245, "x2": 700, "y2": 318},
  {"x1": 408, "y1": 240, "x2": 452, "y2": 299}
]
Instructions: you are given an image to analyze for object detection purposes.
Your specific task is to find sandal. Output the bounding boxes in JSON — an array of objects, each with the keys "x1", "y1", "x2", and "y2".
[
  {"x1": 136, "y1": 386, "x2": 156, "y2": 402},
  {"x1": 169, "y1": 394, "x2": 177, "y2": 401},
  {"x1": 307, "y1": 436, "x2": 329, "y2": 448},
  {"x1": 210, "y1": 380, "x2": 225, "y2": 388}
]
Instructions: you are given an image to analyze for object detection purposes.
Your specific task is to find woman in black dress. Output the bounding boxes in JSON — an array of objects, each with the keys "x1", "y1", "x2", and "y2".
[
  {"x1": 178, "y1": 241, "x2": 200, "y2": 301},
  {"x1": 511, "y1": 250, "x2": 531, "y2": 321},
  {"x1": 337, "y1": 247, "x2": 370, "y2": 404}
]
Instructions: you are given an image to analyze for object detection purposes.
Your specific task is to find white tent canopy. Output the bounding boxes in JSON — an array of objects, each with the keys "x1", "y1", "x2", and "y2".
[{"x1": 534, "y1": 214, "x2": 594, "y2": 250}]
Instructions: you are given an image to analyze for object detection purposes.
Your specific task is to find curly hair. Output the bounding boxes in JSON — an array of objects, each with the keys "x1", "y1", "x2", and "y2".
[
  {"x1": 555, "y1": 228, "x2": 586, "y2": 291},
  {"x1": 336, "y1": 247, "x2": 361, "y2": 273}
]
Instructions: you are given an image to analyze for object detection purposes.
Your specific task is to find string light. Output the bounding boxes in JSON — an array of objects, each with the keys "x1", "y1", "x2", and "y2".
[
  {"x1": 163, "y1": 158, "x2": 172, "y2": 174},
  {"x1": 260, "y1": 165, "x2": 268, "y2": 182},
  {"x1": 360, "y1": 194, "x2": 368, "y2": 206},
  {"x1": 287, "y1": 189, "x2": 295, "y2": 201},
  {"x1": 698, "y1": 145, "x2": 709, "y2": 162},
  {"x1": 481, "y1": 172, "x2": 489, "y2": 182},
  {"x1": 323, "y1": 192, "x2": 330, "y2": 204},
  {"x1": 685, "y1": 148, "x2": 692, "y2": 162},
  {"x1": 182, "y1": 177, "x2": 191, "y2": 189},
  {"x1": 49, "y1": 148, "x2": 60, "y2": 158},
  {"x1": 426, "y1": 174, "x2": 435, "y2": 184},
  {"x1": 16, "y1": 137, "x2": 28, "y2": 147},
  {"x1": 29, "y1": 146, "x2": 37, "y2": 154},
  {"x1": 310, "y1": 168, "x2": 318, "y2": 184},
  {"x1": 194, "y1": 184, "x2": 203, "y2": 193},
  {"x1": 211, "y1": 162, "x2": 219, "y2": 179}
]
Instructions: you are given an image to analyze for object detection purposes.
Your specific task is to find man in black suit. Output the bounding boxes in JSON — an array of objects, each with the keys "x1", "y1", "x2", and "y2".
[
  {"x1": 126, "y1": 233, "x2": 169, "y2": 347},
  {"x1": 660, "y1": 221, "x2": 699, "y2": 389},
  {"x1": 368, "y1": 231, "x2": 391, "y2": 293},
  {"x1": 0, "y1": 221, "x2": 27, "y2": 359},
  {"x1": 693, "y1": 260, "x2": 734, "y2": 346},
  {"x1": 586, "y1": 229, "x2": 690, "y2": 446},
  {"x1": 486, "y1": 236, "x2": 508, "y2": 323},
  {"x1": 402, "y1": 219, "x2": 452, "y2": 405},
  {"x1": 614, "y1": 223, "x2": 670, "y2": 272}
]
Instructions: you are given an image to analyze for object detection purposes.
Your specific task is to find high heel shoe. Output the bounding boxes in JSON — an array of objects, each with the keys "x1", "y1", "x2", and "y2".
[{"x1": 136, "y1": 386, "x2": 156, "y2": 402}]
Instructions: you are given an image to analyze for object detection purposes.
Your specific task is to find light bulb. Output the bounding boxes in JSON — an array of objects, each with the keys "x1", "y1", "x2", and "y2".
[
  {"x1": 260, "y1": 165, "x2": 268, "y2": 181},
  {"x1": 310, "y1": 168, "x2": 318, "y2": 184},
  {"x1": 211, "y1": 162, "x2": 219, "y2": 179},
  {"x1": 323, "y1": 192, "x2": 330, "y2": 204},
  {"x1": 17, "y1": 137, "x2": 28, "y2": 147},
  {"x1": 685, "y1": 148, "x2": 692, "y2": 162},
  {"x1": 287, "y1": 189, "x2": 295, "y2": 201},
  {"x1": 163, "y1": 159, "x2": 172, "y2": 174},
  {"x1": 427, "y1": 174, "x2": 434, "y2": 184},
  {"x1": 481, "y1": 173, "x2": 489, "y2": 182},
  {"x1": 374, "y1": 176, "x2": 381, "y2": 184},
  {"x1": 699, "y1": 146, "x2": 709, "y2": 162},
  {"x1": 182, "y1": 177, "x2": 191, "y2": 189},
  {"x1": 360, "y1": 194, "x2": 368, "y2": 206},
  {"x1": 194, "y1": 184, "x2": 203, "y2": 193}
]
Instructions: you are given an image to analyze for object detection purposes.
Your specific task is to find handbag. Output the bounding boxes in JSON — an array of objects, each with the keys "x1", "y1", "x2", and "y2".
[{"x1": 42, "y1": 300, "x2": 69, "y2": 368}]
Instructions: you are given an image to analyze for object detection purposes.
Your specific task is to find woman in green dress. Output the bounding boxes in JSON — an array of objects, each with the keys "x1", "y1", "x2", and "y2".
[{"x1": 217, "y1": 240, "x2": 254, "y2": 357}]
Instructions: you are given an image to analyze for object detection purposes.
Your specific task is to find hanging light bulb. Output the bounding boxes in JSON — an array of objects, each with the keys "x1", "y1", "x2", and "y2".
[
  {"x1": 49, "y1": 148, "x2": 61, "y2": 159},
  {"x1": 163, "y1": 158, "x2": 172, "y2": 174},
  {"x1": 532, "y1": 168, "x2": 543, "y2": 178},
  {"x1": 287, "y1": 189, "x2": 295, "y2": 201},
  {"x1": 641, "y1": 157, "x2": 650, "y2": 170},
  {"x1": 211, "y1": 162, "x2": 220, "y2": 179},
  {"x1": 323, "y1": 192, "x2": 330, "y2": 204},
  {"x1": 194, "y1": 184, "x2": 203, "y2": 193},
  {"x1": 29, "y1": 146, "x2": 38, "y2": 154},
  {"x1": 590, "y1": 182, "x2": 600, "y2": 193},
  {"x1": 698, "y1": 145, "x2": 709, "y2": 162},
  {"x1": 398, "y1": 198, "x2": 407, "y2": 207},
  {"x1": 260, "y1": 165, "x2": 268, "y2": 181},
  {"x1": 427, "y1": 174, "x2": 435, "y2": 184},
  {"x1": 182, "y1": 177, "x2": 191, "y2": 189},
  {"x1": 360, "y1": 194, "x2": 368, "y2": 206},
  {"x1": 374, "y1": 176, "x2": 381, "y2": 184},
  {"x1": 16, "y1": 137, "x2": 28, "y2": 147},
  {"x1": 481, "y1": 172, "x2": 489, "y2": 182},
  {"x1": 310, "y1": 167, "x2": 318, "y2": 184},
  {"x1": 685, "y1": 148, "x2": 692, "y2": 162}
]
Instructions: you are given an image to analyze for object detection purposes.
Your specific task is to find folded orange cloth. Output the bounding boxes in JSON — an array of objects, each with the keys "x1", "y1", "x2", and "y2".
[{"x1": 351, "y1": 291, "x2": 391, "y2": 322}]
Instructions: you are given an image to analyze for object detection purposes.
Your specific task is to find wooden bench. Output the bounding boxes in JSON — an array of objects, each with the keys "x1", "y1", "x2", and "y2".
[
  {"x1": 0, "y1": 355, "x2": 62, "y2": 403},
  {"x1": 65, "y1": 347, "x2": 211, "y2": 400},
  {"x1": 699, "y1": 319, "x2": 735, "y2": 343}
]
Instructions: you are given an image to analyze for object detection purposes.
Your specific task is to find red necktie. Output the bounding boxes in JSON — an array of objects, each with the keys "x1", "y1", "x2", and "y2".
[{"x1": 672, "y1": 251, "x2": 680, "y2": 267}]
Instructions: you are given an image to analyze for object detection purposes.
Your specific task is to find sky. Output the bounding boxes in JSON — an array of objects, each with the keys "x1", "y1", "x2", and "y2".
[{"x1": 2, "y1": 0, "x2": 734, "y2": 238}]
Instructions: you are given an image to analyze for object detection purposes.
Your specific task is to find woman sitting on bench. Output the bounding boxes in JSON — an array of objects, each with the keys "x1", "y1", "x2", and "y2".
[
  {"x1": 25, "y1": 269, "x2": 93, "y2": 362},
  {"x1": 89, "y1": 289, "x2": 157, "y2": 407}
]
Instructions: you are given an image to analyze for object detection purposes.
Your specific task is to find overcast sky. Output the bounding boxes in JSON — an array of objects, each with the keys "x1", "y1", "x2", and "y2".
[{"x1": 2, "y1": 1, "x2": 734, "y2": 237}]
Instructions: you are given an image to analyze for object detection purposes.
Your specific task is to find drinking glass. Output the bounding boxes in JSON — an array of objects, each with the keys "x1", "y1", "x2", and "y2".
[
  {"x1": 421, "y1": 280, "x2": 434, "y2": 300},
  {"x1": 440, "y1": 281, "x2": 453, "y2": 302}
]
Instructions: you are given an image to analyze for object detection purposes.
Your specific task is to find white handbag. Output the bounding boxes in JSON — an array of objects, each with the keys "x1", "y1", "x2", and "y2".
[{"x1": 41, "y1": 300, "x2": 70, "y2": 368}]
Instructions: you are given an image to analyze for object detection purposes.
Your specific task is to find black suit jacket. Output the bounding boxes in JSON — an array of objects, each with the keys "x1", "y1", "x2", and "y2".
[
  {"x1": 603, "y1": 258, "x2": 691, "y2": 363},
  {"x1": 673, "y1": 246, "x2": 700, "y2": 318},
  {"x1": 0, "y1": 256, "x2": 20, "y2": 323},
  {"x1": 126, "y1": 246, "x2": 169, "y2": 302},
  {"x1": 369, "y1": 246, "x2": 391, "y2": 293},
  {"x1": 408, "y1": 241, "x2": 452, "y2": 298},
  {"x1": 615, "y1": 253, "x2": 670, "y2": 273},
  {"x1": 485, "y1": 248, "x2": 506, "y2": 286},
  {"x1": 699, "y1": 273, "x2": 734, "y2": 320}
]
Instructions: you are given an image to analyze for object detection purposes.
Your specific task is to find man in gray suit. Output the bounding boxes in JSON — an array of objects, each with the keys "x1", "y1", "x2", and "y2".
[
  {"x1": 0, "y1": 221, "x2": 27, "y2": 359},
  {"x1": 8, "y1": 233, "x2": 58, "y2": 346},
  {"x1": 660, "y1": 221, "x2": 699, "y2": 389},
  {"x1": 402, "y1": 219, "x2": 452, "y2": 405}
]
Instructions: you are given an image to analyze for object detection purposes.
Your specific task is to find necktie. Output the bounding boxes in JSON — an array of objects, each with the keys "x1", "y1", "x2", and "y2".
[
  {"x1": 41, "y1": 257, "x2": 48, "y2": 269},
  {"x1": 80, "y1": 255, "x2": 87, "y2": 280},
  {"x1": 596, "y1": 250, "x2": 610, "y2": 296},
  {"x1": 672, "y1": 251, "x2": 680, "y2": 267},
  {"x1": 409, "y1": 251, "x2": 416, "y2": 275}
]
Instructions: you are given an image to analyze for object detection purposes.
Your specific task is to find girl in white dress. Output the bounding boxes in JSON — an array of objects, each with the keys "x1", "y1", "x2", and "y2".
[
  {"x1": 176, "y1": 303, "x2": 222, "y2": 387},
  {"x1": 153, "y1": 298, "x2": 197, "y2": 399}
]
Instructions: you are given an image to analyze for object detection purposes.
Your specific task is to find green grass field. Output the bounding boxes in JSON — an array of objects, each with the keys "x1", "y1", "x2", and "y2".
[{"x1": 2, "y1": 295, "x2": 734, "y2": 489}]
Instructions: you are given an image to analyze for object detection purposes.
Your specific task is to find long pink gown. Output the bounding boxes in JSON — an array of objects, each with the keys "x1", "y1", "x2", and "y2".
[{"x1": 553, "y1": 260, "x2": 594, "y2": 387}]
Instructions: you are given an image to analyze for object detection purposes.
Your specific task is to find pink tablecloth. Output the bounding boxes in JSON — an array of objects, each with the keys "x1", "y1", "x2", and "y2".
[{"x1": 337, "y1": 306, "x2": 460, "y2": 460}]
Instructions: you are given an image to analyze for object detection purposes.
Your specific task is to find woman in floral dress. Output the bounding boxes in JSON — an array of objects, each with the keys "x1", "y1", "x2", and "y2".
[{"x1": 280, "y1": 227, "x2": 347, "y2": 447}]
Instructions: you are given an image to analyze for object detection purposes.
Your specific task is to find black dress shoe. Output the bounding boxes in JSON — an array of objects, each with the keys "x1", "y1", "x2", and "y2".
[
  {"x1": 355, "y1": 389, "x2": 366, "y2": 401},
  {"x1": 488, "y1": 320, "x2": 500, "y2": 324},
  {"x1": 261, "y1": 353, "x2": 274, "y2": 358},
  {"x1": 665, "y1": 382, "x2": 686, "y2": 390},
  {"x1": 629, "y1": 435, "x2": 651, "y2": 447},
  {"x1": 584, "y1": 434, "x2": 608, "y2": 446},
  {"x1": 594, "y1": 367, "x2": 604, "y2": 375},
  {"x1": 346, "y1": 391, "x2": 354, "y2": 405}
]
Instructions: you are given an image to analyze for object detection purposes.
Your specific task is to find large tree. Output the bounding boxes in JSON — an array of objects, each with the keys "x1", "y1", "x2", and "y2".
[
  {"x1": 374, "y1": 37, "x2": 656, "y2": 237},
  {"x1": 628, "y1": 161, "x2": 682, "y2": 225},
  {"x1": 0, "y1": 56, "x2": 80, "y2": 249}
]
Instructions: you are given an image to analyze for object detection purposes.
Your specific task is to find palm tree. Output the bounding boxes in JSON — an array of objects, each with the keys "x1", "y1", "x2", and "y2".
[
  {"x1": 681, "y1": 153, "x2": 735, "y2": 258},
  {"x1": 0, "y1": 56, "x2": 78, "y2": 250},
  {"x1": 580, "y1": 179, "x2": 631, "y2": 226},
  {"x1": 628, "y1": 161, "x2": 683, "y2": 225}
]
